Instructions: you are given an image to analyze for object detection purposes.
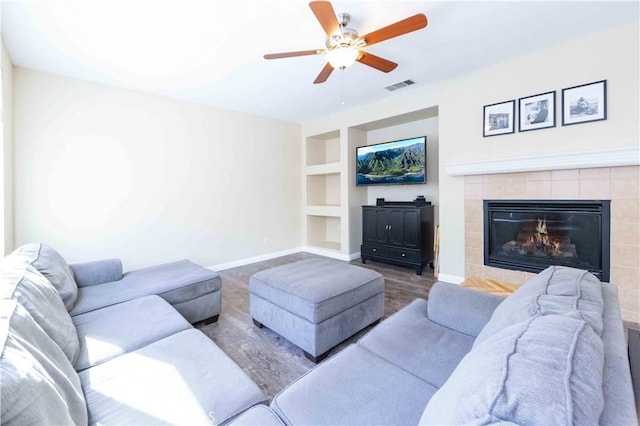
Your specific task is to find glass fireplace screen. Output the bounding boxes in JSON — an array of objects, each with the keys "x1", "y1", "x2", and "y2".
[{"x1": 483, "y1": 200, "x2": 610, "y2": 281}]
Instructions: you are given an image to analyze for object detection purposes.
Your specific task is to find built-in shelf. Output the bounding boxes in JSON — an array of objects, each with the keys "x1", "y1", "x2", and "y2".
[
  {"x1": 304, "y1": 130, "x2": 344, "y2": 256},
  {"x1": 308, "y1": 241, "x2": 342, "y2": 252},
  {"x1": 307, "y1": 215, "x2": 342, "y2": 253},
  {"x1": 306, "y1": 162, "x2": 341, "y2": 175},
  {"x1": 306, "y1": 131, "x2": 341, "y2": 167},
  {"x1": 306, "y1": 173, "x2": 341, "y2": 207},
  {"x1": 305, "y1": 205, "x2": 342, "y2": 217}
]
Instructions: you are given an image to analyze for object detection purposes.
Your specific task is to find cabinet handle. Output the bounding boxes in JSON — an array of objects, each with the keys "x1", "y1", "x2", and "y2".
[
  {"x1": 401, "y1": 253, "x2": 406, "y2": 257},
  {"x1": 372, "y1": 248, "x2": 377, "y2": 252}
]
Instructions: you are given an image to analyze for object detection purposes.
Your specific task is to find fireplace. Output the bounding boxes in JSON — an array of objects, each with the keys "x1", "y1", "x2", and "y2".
[{"x1": 484, "y1": 200, "x2": 610, "y2": 281}]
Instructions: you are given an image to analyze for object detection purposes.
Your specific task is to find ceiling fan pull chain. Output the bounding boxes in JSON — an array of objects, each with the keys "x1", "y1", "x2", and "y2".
[{"x1": 340, "y1": 70, "x2": 345, "y2": 105}]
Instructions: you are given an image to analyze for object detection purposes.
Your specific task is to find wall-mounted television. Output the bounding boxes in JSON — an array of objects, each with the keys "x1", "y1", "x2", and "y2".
[{"x1": 356, "y1": 136, "x2": 426, "y2": 186}]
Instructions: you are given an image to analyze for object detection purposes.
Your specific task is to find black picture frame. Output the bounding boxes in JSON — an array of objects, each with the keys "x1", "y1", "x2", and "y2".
[
  {"x1": 483, "y1": 100, "x2": 515, "y2": 137},
  {"x1": 518, "y1": 91, "x2": 556, "y2": 132},
  {"x1": 562, "y1": 80, "x2": 607, "y2": 126}
]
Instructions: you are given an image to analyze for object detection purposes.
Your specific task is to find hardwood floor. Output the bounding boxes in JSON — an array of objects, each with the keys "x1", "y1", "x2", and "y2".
[{"x1": 196, "y1": 252, "x2": 437, "y2": 400}]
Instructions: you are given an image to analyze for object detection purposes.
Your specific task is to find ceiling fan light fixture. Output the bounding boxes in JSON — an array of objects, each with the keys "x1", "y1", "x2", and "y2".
[
  {"x1": 264, "y1": 2, "x2": 429, "y2": 84},
  {"x1": 326, "y1": 46, "x2": 359, "y2": 70}
]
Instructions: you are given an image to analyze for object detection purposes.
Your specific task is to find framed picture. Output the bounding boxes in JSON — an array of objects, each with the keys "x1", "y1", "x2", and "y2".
[
  {"x1": 483, "y1": 100, "x2": 515, "y2": 137},
  {"x1": 518, "y1": 91, "x2": 556, "y2": 132},
  {"x1": 562, "y1": 80, "x2": 607, "y2": 126}
]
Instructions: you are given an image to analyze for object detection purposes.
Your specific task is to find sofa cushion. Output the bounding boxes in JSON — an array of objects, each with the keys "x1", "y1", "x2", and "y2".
[
  {"x1": 420, "y1": 315, "x2": 605, "y2": 425},
  {"x1": 0, "y1": 300, "x2": 87, "y2": 425},
  {"x1": 271, "y1": 344, "x2": 438, "y2": 425},
  {"x1": 358, "y1": 298, "x2": 475, "y2": 388},
  {"x1": 79, "y1": 329, "x2": 266, "y2": 425},
  {"x1": 70, "y1": 259, "x2": 221, "y2": 316},
  {"x1": 475, "y1": 266, "x2": 603, "y2": 347},
  {"x1": 9, "y1": 243, "x2": 78, "y2": 311},
  {"x1": 426, "y1": 281, "x2": 505, "y2": 337},
  {"x1": 0, "y1": 261, "x2": 80, "y2": 364},
  {"x1": 73, "y1": 295, "x2": 192, "y2": 371}
]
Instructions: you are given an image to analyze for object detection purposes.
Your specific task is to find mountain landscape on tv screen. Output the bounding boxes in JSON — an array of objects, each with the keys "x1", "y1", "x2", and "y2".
[{"x1": 357, "y1": 142, "x2": 425, "y2": 185}]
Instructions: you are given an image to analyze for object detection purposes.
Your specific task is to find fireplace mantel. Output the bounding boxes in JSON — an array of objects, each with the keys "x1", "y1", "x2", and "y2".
[{"x1": 445, "y1": 146, "x2": 639, "y2": 176}]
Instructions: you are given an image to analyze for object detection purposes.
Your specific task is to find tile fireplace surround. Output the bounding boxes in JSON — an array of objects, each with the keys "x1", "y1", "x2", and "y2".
[{"x1": 454, "y1": 151, "x2": 639, "y2": 323}]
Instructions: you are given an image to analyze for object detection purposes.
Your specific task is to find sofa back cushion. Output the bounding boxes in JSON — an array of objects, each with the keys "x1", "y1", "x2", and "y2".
[
  {"x1": 420, "y1": 314, "x2": 605, "y2": 425},
  {"x1": 427, "y1": 282, "x2": 505, "y2": 337},
  {"x1": 0, "y1": 261, "x2": 80, "y2": 364},
  {"x1": 9, "y1": 243, "x2": 77, "y2": 311},
  {"x1": 474, "y1": 266, "x2": 603, "y2": 347},
  {"x1": 0, "y1": 300, "x2": 87, "y2": 425}
]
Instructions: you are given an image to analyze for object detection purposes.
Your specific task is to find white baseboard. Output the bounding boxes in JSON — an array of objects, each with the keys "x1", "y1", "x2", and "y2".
[
  {"x1": 435, "y1": 273, "x2": 465, "y2": 285},
  {"x1": 207, "y1": 246, "x2": 363, "y2": 271},
  {"x1": 302, "y1": 246, "x2": 352, "y2": 262},
  {"x1": 207, "y1": 247, "x2": 305, "y2": 271}
]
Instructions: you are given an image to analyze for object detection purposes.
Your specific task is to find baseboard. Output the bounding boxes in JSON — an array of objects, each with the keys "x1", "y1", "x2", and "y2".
[
  {"x1": 435, "y1": 273, "x2": 465, "y2": 285},
  {"x1": 302, "y1": 246, "x2": 352, "y2": 262},
  {"x1": 348, "y1": 251, "x2": 361, "y2": 261},
  {"x1": 207, "y1": 247, "x2": 306, "y2": 271},
  {"x1": 208, "y1": 247, "x2": 363, "y2": 271}
]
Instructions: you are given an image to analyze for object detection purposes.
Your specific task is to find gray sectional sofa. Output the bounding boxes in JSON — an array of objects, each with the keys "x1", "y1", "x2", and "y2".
[
  {"x1": 236, "y1": 265, "x2": 638, "y2": 425},
  {"x1": 1, "y1": 243, "x2": 637, "y2": 425},
  {"x1": 0, "y1": 243, "x2": 266, "y2": 425}
]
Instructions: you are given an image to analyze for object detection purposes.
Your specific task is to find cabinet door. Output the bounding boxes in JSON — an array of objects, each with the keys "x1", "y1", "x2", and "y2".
[
  {"x1": 362, "y1": 208, "x2": 377, "y2": 243},
  {"x1": 402, "y1": 210, "x2": 420, "y2": 248},
  {"x1": 388, "y1": 210, "x2": 406, "y2": 246},
  {"x1": 374, "y1": 209, "x2": 389, "y2": 243}
]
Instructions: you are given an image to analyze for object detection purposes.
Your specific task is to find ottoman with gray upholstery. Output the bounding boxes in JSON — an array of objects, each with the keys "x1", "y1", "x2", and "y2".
[{"x1": 249, "y1": 258, "x2": 385, "y2": 362}]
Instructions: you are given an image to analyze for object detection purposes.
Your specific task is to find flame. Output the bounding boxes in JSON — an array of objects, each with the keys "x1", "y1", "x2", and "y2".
[
  {"x1": 536, "y1": 218, "x2": 547, "y2": 234},
  {"x1": 502, "y1": 216, "x2": 576, "y2": 259}
]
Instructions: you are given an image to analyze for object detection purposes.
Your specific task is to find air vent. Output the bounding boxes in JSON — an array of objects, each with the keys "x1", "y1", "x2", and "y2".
[{"x1": 384, "y1": 79, "x2": 416, "y2": 91}]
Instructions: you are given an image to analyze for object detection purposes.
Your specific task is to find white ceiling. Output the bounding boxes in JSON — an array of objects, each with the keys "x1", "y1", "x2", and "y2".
[{"x1": 2, "y1": 1, "x2": 638, "y2": 123}]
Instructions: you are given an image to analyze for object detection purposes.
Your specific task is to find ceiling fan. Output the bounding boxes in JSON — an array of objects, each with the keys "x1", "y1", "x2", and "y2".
[{"x1": 264, "y1": 1, "x2": 428, "y2": 84}]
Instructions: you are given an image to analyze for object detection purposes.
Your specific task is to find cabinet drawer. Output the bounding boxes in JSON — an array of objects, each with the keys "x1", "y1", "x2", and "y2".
[{"x1": 361, "y1": 244, "x2": 421, "y2": 263}]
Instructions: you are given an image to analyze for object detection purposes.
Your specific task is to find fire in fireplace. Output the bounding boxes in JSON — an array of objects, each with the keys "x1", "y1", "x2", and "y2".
[{"x1": 484, "y1": 200, "x2": 610, "y2": 281}]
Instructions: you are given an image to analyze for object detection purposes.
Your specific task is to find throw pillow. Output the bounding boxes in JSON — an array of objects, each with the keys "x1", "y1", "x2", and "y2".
[
  {"x1": 0, "y1": 260, "x2": 80, "y2": 364},
  {"x1": 474, "y1": 265, "x2": 603, "y2": 347},
  {"x1": 8, "y1": 243, "x2": 78, "y2": 311},
  {"x1": 0, "y1": 300, "x2": 87, "y2": 425}
]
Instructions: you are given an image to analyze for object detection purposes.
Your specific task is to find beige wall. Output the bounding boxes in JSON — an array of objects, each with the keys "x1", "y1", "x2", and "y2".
[
  {"x1": 1, "y1": 39, "x2": 14, "y2": 256},
  {"x1": 438, "y1": 21, "x2": 639, "y2": 279},
  {"x1": 13, "y1": 68, "x2": 302, "y2": 270},
  {"x1": 303, "y1": 21, "x2": 639, "y2": 290}
]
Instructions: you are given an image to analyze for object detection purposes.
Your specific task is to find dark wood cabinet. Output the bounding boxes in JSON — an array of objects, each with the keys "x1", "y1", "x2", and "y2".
[{"x1": 361, "y1": 203, "x2": 434, "y2": 275}]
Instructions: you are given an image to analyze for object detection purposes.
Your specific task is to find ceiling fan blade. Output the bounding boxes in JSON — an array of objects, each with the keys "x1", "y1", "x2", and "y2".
[
  {"x1": 264, "y1": 49, "x2": 322, "y2": 60},
  {"x1": 357, "y1": 51, "x2": 398, "y2": 73},
  {"x1": 361, "y1": 14, "x2": 428, "y2": 47},
  {"x1": 309, "y1": 1, "x2": 341, "y2": 38},
  {"x1": 313, "y1": 63, "x2": 334, "y2": 84}
]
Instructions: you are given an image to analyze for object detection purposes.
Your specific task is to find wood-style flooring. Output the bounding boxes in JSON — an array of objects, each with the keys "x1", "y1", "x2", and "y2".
[{"x1": 196, "y1": 252, "x2": 437, "y2": 400}]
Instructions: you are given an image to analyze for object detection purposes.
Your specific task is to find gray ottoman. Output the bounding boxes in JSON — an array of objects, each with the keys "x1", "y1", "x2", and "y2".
[{"x1": 250, "y1": 258, "x2": 385, "y2": 363}]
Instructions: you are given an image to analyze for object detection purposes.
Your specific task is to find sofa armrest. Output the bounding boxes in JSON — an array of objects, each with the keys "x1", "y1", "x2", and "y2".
[
  {"x1": 70, "y1": 259, "x2": 123, "y2": 287},
  {"x1": 427, "y1": 281, "x2": 505, "y2": 337}
]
